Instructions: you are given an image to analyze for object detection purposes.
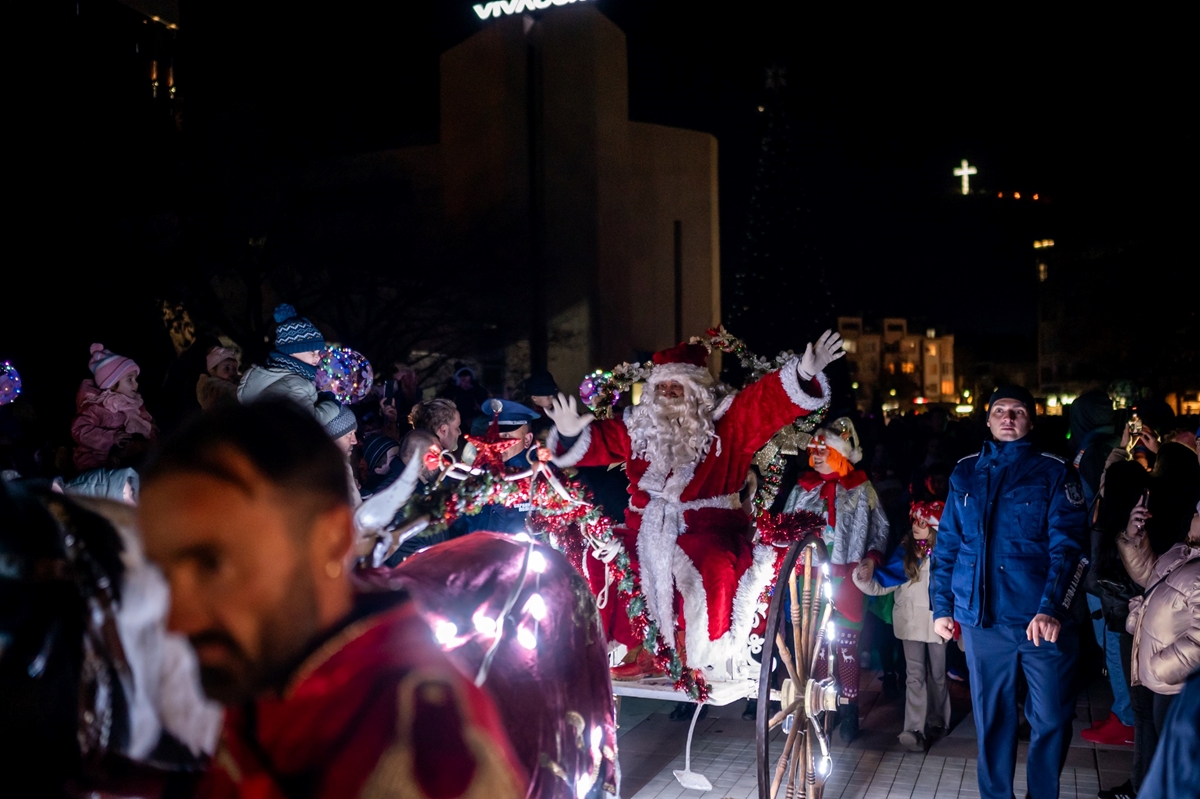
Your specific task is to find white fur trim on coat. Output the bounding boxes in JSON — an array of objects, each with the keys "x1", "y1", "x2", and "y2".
[
  {"x1": 673, "y1": 542, "x2": 779, "y2": 671},
  {"x1": 779, "y1": 358, "x2": 831, "y2": 412},
  {"x1": 548, "y1": 425, "x2": 593, "y2": 468},
  {"x1": 713, "y1": 391, "x2": 737, "y2": 421}
]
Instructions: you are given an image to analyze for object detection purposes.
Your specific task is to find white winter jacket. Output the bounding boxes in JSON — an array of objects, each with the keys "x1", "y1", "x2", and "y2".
[
  {"x1": 853, "y1": 556, "x2": 942, "y2": 644},
  {"x1": 237, "y1": 364, "x2": 341, "y2": 428}
]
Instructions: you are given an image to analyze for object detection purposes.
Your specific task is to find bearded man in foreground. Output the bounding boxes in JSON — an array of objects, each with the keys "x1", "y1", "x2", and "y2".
[
  {"x1": 546, "y1": 332, "x2": 843, "y2": 675},
  {"x1": 138, "y1": 401, "x2": 525, "y2": 799}
]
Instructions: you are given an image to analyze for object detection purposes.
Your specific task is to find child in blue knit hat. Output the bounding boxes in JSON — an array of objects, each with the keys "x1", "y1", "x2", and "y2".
[{"x1": 237, "y1": 304, "x2": 340, "y2": 428}]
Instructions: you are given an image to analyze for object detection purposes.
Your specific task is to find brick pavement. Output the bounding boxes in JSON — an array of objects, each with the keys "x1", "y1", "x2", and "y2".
[{"x1": 616, "y1": 670, "x2": 1132, "y2": 799}]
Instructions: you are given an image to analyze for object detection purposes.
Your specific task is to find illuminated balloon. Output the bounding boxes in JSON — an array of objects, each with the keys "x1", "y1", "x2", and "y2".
[
  {"x1": 0, "y1": 361, "x2": 21, "y2": 406},
  {"x1": 315, "y1": 348, "x2": 373, "y2": 404}
]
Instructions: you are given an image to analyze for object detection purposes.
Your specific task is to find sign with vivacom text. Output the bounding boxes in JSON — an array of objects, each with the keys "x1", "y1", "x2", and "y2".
[{"x1": 474, "y1": 0, "x2": 593, "y2": 20}]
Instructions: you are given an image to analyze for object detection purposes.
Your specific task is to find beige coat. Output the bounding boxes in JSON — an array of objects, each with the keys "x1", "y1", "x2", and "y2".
[
  {"x1": 1120, "y1": 535, "x2": 1200, "y2": 696},
  {"x1": 853, "y1": 556, "x2": 942, "y2": 644}
]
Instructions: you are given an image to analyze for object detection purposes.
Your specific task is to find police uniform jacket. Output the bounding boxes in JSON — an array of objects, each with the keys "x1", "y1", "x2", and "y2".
[{"x1": 931, "y1": 438, "x2": 1088, "y2": 628}]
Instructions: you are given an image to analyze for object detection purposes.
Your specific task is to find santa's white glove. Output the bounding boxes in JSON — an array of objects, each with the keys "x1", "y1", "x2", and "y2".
[
  {"x1": 546, "y1": 392, "x2": 594, "y2": 438},
  {"x1": 798, "y1": 329, "x2": 845, "y2": 380}
]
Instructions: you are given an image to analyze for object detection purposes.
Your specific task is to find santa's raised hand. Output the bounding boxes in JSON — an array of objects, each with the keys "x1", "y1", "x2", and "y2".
[
  {"x1": 798, "y1": 329, "x2": 845, "y2": 380},
  {"x1": 546, "y1": 392, "x2": 594, "y2": 437}
]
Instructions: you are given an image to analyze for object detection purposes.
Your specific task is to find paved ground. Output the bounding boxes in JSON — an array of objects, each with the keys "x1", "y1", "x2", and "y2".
[{"x1": 616, "y1": 669, "x2": 1133, "y2": 799}]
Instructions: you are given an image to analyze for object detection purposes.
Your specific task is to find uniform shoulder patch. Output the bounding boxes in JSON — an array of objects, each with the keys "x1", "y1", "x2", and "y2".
[
  {"x1": 1040, "y1": 452, "x2": 1067, "y2": 464},
  {"x1": 1064, "y1": 480, "x2": 1085, "y2": 507}
]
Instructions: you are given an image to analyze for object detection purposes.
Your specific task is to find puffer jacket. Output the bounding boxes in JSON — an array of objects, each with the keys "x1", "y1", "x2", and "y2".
[
  {"x1": 71, "y1": 381, "x2": 157, "y2": 471},
  {"x1": 63, "y1": 467, "x2": 140, "y2": 504},
  {"x1": 854, "y1": 553, "x2": 941, "y2": 643},
  {"x1": 1120, "y1": 536, "x2": 1200, "y2": 695},
  {"x1": 237, "y1": 364, "x2": 341, "y2": 428}
]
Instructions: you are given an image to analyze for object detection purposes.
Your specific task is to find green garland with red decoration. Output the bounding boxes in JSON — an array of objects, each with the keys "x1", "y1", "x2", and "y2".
[{"x1": 398, "y1": 443, "x2": 712, "y2": 698}]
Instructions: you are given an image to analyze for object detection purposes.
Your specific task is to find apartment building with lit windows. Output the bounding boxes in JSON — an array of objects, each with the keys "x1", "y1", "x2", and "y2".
[{"x1": 837, "y1": 317, "x2": 957, "y2": 412}]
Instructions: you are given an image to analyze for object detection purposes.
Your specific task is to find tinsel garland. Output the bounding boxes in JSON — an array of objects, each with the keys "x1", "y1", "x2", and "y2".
[
  {"x1": 754, "y1": 510, "x2": 829, "y2": 608},
  {"x1": 400, "y1": 442, "x2": 711, "y2": 699},
  {"x1": 698, "y1": 324, "x2": 797, "y2": 381},
  {"x1": 752, "y1": 403, "x2": 828, "y2": 515},
  {"x1": 755, "y1": 511, "x2": 827, "y2": 548},
  {"x1": 611, "y1": 547, "x2": 711, "y2": 701},
  {"x1": 580, "y1": 325, "x2": 796, "y2": 416}
]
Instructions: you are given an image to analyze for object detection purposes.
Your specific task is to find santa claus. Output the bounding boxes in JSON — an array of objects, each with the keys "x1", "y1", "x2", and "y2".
[{"x1": 546, "y1": 331, "x2": 843, "y2": 675}]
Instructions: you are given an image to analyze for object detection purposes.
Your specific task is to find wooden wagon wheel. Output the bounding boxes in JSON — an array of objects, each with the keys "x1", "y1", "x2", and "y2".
[{"x1": 756, "y1": 535, "x2": 837, "y2": 799}]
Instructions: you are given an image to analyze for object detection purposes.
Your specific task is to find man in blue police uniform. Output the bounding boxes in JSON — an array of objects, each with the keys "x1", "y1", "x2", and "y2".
[
  {"x1": 464, "y1": 398, "x2": 541, "y2": 534},
  {"x1": 931, "y1": 385, "x2": 1088, "y2": 799}
]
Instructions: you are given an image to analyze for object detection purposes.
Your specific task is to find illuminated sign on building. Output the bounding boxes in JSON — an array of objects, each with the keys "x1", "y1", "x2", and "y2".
[{"x1": 474, "y1": 0, "x2": 593, "y2": 19}]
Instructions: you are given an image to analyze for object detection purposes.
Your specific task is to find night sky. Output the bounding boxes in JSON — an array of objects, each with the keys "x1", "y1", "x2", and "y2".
[
  {"x1": 7, "y1": 1, "x2": 1194, "y2": 421},
  {"x1": 217, "y1": 0, "x2": 1189, "y2": 334}
]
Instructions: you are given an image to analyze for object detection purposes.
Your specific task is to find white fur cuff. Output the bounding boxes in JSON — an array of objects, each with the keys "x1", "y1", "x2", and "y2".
[
  {"x1": 549, "y1": 425, "x2": 593, "y2": 468},
  {"x1": 780, "y1": 357, "x2": 830, "y2": 412}
]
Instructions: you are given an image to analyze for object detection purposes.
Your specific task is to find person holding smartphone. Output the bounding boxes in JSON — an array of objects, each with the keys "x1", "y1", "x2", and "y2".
[{"x1": 1119, "y1": 498, "x2": 1200, "y2": 784}]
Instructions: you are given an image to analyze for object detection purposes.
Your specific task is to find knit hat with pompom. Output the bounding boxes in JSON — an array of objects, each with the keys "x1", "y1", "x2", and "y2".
[
  {"x1": 273, "y1": 303, "x2": 325, "y2": 355},
  {"x1": 88, "y1": 343, "x2": 139, "y2": 391}
]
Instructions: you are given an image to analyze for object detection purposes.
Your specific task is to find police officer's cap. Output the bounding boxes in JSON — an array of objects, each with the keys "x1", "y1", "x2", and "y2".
[{"x1": 482, "y1": 398, "x2": 540, "y2": 429}]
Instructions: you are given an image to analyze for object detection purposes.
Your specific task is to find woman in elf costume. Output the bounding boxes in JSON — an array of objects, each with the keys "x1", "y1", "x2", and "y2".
[{"x1": 782, "y1": 417, "x2": 890, "y2": 741}]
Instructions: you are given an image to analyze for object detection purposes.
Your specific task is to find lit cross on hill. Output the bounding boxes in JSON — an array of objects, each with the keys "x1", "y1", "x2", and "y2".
[{"x1": 954, "y1": 159, "x2": 978, "y2": 195}]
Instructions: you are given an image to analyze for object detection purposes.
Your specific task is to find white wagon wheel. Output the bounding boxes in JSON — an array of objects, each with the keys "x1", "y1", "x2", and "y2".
[{"x1": 756, "y1": 535, "x2": 838, "y2": 799}]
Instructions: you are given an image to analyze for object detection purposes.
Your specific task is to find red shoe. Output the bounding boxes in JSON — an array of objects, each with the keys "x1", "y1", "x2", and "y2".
[
  {"x1": 1088, "y1": 711, "x2": 1116, "y2": 730},
  {"x1": 1081, "y1": 713, "x2": 1134, "y2": 746},
  {"x1": 611, "y1": 647, "x2": 664, "y2": 681}
]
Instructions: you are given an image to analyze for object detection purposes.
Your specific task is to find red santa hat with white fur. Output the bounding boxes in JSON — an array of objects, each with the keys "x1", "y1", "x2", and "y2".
[{"x1": 646, "y1": 342, "x2": 716, "y2": 392}]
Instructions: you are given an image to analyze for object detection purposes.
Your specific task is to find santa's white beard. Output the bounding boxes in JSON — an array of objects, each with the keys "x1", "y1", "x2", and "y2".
[{"x1": 627, "y1": 390, "x2": 716, "y2": 474}]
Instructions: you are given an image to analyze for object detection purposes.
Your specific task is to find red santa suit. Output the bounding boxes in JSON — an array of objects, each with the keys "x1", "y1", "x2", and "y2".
[
  {"x1": 199, "y1": 597, "x2": 526, "y2": 799},
  {"x1": 550, "y1": 344, "x2": 829, "y2": 670}
]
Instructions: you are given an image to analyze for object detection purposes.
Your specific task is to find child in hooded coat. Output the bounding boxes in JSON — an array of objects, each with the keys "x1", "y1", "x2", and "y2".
[
  {"x1": 71, "y1": 344, "x2": 157, "y2": 471},
  {"x1": 854, "y1": 499, "x2": 951, "y2": 752}
]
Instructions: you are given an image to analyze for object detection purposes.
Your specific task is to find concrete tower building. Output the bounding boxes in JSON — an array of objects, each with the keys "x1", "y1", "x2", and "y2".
[{"x1": 387, "y1": 6, "x2": 720, "y2": 386}]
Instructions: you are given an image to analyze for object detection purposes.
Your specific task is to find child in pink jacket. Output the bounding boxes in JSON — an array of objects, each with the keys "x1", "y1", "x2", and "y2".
[{"x1": 71, "y1": 343, "x2": 157, "y2": 471}]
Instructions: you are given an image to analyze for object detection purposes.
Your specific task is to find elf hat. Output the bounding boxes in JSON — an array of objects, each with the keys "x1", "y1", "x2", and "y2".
[
  {"x1": 808, "y1": 416, "x2": 863, "y2": 464},
  {"x1": 910, "y1": 500, "x2": 946, "y2": 528}
]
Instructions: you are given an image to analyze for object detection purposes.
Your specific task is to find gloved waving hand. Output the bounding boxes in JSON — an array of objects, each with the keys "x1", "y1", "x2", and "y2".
[
  {"x1": 798, "y1": 329, "x2": 846, "y2": 380},
  {"x1": 546, "y1": 392, "x2": 593, "y2": 438}
]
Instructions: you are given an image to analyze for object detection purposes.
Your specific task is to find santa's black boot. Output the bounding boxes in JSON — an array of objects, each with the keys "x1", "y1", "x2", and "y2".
[{"x1": 839, "y1": 703, "x2": 859, "y2": 743}]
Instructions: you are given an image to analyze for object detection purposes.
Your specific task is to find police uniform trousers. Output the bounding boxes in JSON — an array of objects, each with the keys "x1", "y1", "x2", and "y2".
[{"x1": 961, "y1": 624, "x2": 1077, "y2": 799}]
